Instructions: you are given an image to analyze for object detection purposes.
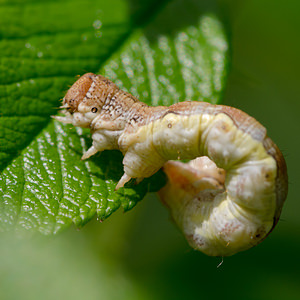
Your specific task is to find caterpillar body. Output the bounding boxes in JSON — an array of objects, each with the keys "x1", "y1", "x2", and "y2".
[{"x1": 54, "y1": 73, "x2": 288, "y2": 256}]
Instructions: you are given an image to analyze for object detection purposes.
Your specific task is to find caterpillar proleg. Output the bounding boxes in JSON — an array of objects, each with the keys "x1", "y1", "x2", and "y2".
[{"x1": 53, "y1": 73, "x2": 288, "y2": 256}]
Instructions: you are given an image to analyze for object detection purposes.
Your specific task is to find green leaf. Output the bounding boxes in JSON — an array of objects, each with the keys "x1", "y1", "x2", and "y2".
[{"x1": 0, "y1": 0, "x2": 229, "y2": 234}]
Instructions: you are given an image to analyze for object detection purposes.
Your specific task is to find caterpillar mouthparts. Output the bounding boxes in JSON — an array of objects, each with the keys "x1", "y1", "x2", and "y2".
[{"x1": 53, "y1": 73, "x2": 288, "y2": 257}]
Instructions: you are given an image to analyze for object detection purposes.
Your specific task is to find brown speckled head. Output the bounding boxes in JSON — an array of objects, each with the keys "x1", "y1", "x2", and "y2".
[{"x1": 62, "y1": 73, "x2": 94, "y2": 113}]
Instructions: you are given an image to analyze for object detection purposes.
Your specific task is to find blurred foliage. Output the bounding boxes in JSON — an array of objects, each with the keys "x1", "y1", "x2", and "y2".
[{"x1": 1, "y1": 0, "x2": 300, "y2": 299}]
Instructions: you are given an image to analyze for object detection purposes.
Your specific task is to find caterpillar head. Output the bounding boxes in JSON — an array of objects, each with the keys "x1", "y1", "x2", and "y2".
[{"x1": 53, "y1": 73, "x2": 118, "y2": 127}]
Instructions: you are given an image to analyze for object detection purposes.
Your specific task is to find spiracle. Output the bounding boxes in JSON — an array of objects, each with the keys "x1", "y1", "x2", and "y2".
[{"x1": 53, "y1": 73, "x2": 288, "y2": 256}]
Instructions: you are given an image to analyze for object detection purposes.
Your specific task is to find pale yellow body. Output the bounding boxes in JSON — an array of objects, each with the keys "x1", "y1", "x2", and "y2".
[{"x1": 120, "y1": 113, "x2": 277, "y2": 256}]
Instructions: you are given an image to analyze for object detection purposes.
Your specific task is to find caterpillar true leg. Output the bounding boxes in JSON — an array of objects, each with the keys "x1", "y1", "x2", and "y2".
[
  {"x1": 52, "y1": 114, "x2": 73, "y2": 124},
  {"x1": 54, "y1": 73, "x2": 288, "y2": 257}
]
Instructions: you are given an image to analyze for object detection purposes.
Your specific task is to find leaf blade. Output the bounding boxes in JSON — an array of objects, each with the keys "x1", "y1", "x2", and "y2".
[{"x1": 0, "y1": 0, "x2": 229, "y2": 234}]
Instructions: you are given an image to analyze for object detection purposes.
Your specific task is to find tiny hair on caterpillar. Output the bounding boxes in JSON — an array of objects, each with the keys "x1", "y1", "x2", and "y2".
[{"x1": 53, "y1": 73, "x2": 288, "y2": 257}]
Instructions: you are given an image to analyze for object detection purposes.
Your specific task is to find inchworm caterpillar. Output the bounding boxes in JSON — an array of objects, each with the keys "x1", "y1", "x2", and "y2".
[{"x1": 53, "y1": 73, "x2": 288, "y2": 256}]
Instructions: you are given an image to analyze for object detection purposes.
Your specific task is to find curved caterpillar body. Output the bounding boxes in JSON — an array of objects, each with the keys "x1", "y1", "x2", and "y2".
[{"x1": 54, "y1": 73, "x2": 288, "y2": 256}]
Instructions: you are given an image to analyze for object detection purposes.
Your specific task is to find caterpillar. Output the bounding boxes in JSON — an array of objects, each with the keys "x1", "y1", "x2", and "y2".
[{"x1": 53, "y1": 73, "x2": 288, "y2": 256}]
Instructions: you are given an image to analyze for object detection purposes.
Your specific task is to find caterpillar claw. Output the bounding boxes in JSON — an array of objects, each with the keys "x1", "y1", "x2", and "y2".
[
  {"x1": 81, "y1": 146, "x2": 98, "y2": 160},
  {"x1": 115, "y1": 173, "x2": 132, "y2": 190},
  {"x1": 135, "y1": 177, "x2": 144, "y2": 185}
]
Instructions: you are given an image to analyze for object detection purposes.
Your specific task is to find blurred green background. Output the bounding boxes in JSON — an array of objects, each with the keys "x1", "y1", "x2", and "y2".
[{"x1": 1, "y1": 0, "x2": 300, "y2": 299}]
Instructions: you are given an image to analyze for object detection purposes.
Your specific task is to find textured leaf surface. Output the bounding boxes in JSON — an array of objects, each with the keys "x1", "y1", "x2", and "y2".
[{"x1": 0, "y1": 0, "x2": 229, "y2": 234}]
